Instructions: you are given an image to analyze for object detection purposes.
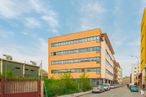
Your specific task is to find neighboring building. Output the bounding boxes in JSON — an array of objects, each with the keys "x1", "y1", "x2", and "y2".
[
  {"x1": 113, "y1": 61, "x2": 122, "y2": 84},
  {"x1": 141, "y1": 8, "x2": 146, "y2": 85},
  {"x1": 48, "y1": 28, "x2": 119, "y2": 85},
  {"x1": 117, "y1": 65, "x2": 122, "y2": 84},
  {"x1": 131, "y1": 64, "x2": 140, "y2": 85},
  {"x1": 0, "y1": 58, "x2": 39, "y2": 78},
  {"x1": 122, "y1": 76, "x2": 130, "y2": 85}
]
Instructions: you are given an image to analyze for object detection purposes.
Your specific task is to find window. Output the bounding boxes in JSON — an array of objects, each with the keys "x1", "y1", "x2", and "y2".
[
  {"x1": 16, "y1": 67, "x2": 20, "y2": 69},
  {"x1": 52, "y1": 57, "x2": 101, "y2": 65},
  {"x1": 51, "y1": 36, "x2": 100, "y2": 47},
  {"x1": 51, "y1": 68, "x2": 101, "y2": 74},
  {"x1": 51, "y1": 46, "x2": 101, "y2": 56},
  {"x1": 31, "y1": 70, "x2": 34, "y2": 71}
]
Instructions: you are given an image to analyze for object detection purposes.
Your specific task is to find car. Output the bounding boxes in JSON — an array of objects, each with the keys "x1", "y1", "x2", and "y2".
[
  {"x1": 92, "y1": 85, "x2": 105, "y2": 93},
  {"x1": 92, "y1": 87, "x2": 103, "y2": 93},
  {"x1": 130, "y1": 85, "x2": 139, "y2": 92},
  {"x1": 128, "y1": 83, "x2": 134, "y2": 89},
  {"x1": 110, "y1": 85, "x2": 115, "y2": 89},
  {"x1": 102, "y1": 84, "x2": 110, "y2": 91}
]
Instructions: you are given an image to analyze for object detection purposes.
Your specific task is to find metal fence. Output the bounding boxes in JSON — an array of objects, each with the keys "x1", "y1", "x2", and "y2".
[{"x1": 0, "y1": 77, "x2": 41, "y2": 97}]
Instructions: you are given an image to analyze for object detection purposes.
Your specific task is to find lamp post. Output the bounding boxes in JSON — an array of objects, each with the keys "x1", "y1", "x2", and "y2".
[
  {"x1": 130, "y1": 56, "x2": 140, "y2": 86},
  {"x1": 131, "y1": 56, "x2": 139, "y2": 65}
]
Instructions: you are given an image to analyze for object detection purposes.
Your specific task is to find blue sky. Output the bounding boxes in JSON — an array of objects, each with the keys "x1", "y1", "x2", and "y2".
[{"x1": 0, "y1": 0, "x2": 145, "y2": 76}]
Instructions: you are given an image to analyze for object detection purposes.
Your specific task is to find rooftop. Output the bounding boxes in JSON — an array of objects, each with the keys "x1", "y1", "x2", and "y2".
[{"x1": 0, "y1": 58, "x2": 39, "y2": 68}]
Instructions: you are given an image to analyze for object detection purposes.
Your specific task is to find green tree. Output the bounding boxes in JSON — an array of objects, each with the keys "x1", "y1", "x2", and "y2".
[
  {"x1": 79, "y1": 73, "x2": 92, "y2": 91},
  {"x1": 59, "y1": 73, "x2": 78, "y2": 94}
]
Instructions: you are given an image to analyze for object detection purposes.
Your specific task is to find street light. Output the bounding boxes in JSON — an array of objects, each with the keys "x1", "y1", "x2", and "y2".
[
  {"x1": 130, "y1": 56, "x2": 140, "y2": 85},
  {"x1": 130, "y1": 56, "x2": 139, "y2": 65}
]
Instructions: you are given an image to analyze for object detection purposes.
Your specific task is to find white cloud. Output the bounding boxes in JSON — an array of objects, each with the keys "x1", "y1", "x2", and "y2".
[
  {"x1": 24, "y1": 17, "x2": 41, "y2": 29},
  {"x1": 42, "y1": 14, "x2": 59, "y2": 34},
  {"x1": 0, "y1": 0, "x2": 30, "y2": 18},
  {"x1": 0, "y1": 0, "x2": 60, "y2": 34},
  {"x1": 79, "y1": 0, "x2": 106, "y2": 30}
]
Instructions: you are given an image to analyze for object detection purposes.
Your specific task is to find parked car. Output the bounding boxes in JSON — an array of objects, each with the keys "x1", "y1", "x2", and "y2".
[
  {"x1": 98, "y1": 85, "x2": 105, "y2": 92},
  {"x1": 128, "y1": 83, "x2": 134, "y2": 89},
  {"x1": 110, "y1": 85, "x2": 115, "y2": 89},
  {"x1": 102, "y1": 84, "x2": 110, "y2": 91},
  {"x1": 92, "y1": 86, "x2": 104, "y2": 93},
  {"x1": 130, "y1": 85, "x2": 139, "y2": 92}
]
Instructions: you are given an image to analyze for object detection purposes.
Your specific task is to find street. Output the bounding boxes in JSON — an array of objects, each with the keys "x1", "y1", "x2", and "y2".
[{"x1": 80, "y1": 86, "x2": 144, "y2": 97}]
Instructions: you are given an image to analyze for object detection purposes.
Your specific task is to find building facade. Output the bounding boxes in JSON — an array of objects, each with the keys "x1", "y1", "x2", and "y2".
[
  {"x1": 122, "y1": 76, "x2": 130, "y2": 85},
  {"x1": 0, "y1": 58, "x2": 39, "y2": 78},
  {"x1": 48, "y1": 28, "x2": 118, "y2": 85},
  {"x1": 113, "y1": 61, "x2": 122, "y2": 84},
  {"x1": 141, "y1": 8, "x2": 146, "y2": 85},
  {"x1": 131, "y1": 64, "x2": 140, "y2": 85}
]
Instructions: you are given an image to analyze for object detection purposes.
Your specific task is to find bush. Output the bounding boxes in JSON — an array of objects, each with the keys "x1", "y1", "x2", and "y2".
[
  {"x1": 44, "y1": 73, "x2": 92, "y2": 97},
  {"x1": 78, "y1": 73, "x2": 92, "y2": 91}
]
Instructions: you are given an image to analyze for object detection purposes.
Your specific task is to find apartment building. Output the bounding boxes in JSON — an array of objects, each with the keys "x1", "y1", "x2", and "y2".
[
  {"x1": 114, "y1": 61, "x2": 122, "y2": 84},
  {"x1": 0, "y1": 58, "x2": 39, "y2": 78},
  {"x1": 141, "y1": 8, "x2": 146, "y2": 85},
  {"x1": 48, "y1": 28, "x2": 117, "y2": 85},
  {"x1": 118, "y1": 66, "x2": 122, "y2": 84},
  {"x1": 131, "y1": 64, "x2": 140, "y2": 85}
]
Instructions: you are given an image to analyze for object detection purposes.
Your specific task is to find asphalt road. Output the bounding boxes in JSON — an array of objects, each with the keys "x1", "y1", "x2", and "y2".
[{"x1": 79, "y1": 86, "x2": 144, "y2": 97}]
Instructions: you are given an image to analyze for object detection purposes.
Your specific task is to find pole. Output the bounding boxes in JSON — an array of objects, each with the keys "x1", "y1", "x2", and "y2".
[{"x1": 131, "y1": 56, "x2": 140, "y2": 85}]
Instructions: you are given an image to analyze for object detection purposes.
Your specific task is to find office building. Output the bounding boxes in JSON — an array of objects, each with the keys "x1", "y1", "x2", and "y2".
[{"x1": 48, "y1": 28, "x2": 118, "y2": 85}]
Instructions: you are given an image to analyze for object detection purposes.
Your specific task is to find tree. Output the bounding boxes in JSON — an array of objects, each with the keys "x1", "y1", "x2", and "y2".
[{"x1": 79, "y1": 73, "x2": 92, "y2": 91}]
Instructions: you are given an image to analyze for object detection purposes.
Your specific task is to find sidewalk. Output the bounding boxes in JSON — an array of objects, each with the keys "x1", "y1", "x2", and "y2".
[{"x1": 57, "y1": 91, "x2": 91, "y2": 97}]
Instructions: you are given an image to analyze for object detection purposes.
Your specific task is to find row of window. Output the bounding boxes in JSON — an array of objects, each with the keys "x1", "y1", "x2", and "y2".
[
  {"x1": 105, "y1": 50, "x2": 113, "y2": 61},
  {"x1": 106, "y1": 69, "x2": 113, "y2": 76},
  {"x1": 15, "y1": 67, "x2": 35, "y2": 72},
  {"x1": 52, "y1": 57, "x2": 100, "y2": 65},
  {"x1": 51, "y1": 46, "x2": 100, "y2": 56},
  {"x1": 51, "y1": 36, "x2": 100, "y2": 47},
  {"x1": 105, "y1": 59, "x2": 113, "y2": 73},
  {"x1": 51, "y1": 68, "x2": 101, "y2": 74}
]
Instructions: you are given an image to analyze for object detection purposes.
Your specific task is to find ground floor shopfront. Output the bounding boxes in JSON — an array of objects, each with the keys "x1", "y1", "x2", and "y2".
[{"x1": 90, "y1": 78, "x2": 114, "y2": 86}]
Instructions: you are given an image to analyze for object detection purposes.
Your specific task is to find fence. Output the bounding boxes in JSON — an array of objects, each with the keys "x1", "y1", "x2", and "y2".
[{"x1": 0, "y1": 77, "x2": 41, "y2": 97}]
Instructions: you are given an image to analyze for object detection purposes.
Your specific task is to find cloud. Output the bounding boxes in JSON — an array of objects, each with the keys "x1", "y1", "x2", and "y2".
[
  {"x1": 24, "y1": 17, "x2": 41, "y2": 29},
  {"x1": 42, "y1": 14, "x2": 59, "y2": 34},
  {"x1": 0, "y1": 0, "x2": 30, "y2": 18},
  {"x1": 0, "y1": 0, "x2": 60, "y2": 34},
  {"x1": 79, "y1": 0, "x2": 106, "y2": 30}
]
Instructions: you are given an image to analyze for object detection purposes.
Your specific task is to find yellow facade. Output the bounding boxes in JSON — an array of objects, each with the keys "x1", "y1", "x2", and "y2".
[
  {"x1": 48, "y1": 28, "x2": 116, "y2": 85},
  {"x1": 141, "y1": 8, "x2": 146, "y2": 71},
  {"x1": 48, "y1": 29, "x2": 102, "y2": 79}
]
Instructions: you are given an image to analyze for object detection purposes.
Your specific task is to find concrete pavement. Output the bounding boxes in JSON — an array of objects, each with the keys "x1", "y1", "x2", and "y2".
[{"x1": 79, "y1": 86, "x2": 144, "y2": 97}]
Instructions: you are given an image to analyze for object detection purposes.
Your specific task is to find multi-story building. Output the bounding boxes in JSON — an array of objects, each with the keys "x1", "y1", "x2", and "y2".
[
  {"x1": 122, "y1": 76, "x2": 130, "y2": 85},
  {"x1": 114, "y1": 61, "x2": 122, "y2": 84},
  {"x1": 48, "y1": 28, "x2": 117, "y2": 85},
  {"x1": 117, "y1": 65, "x2": 122, "y2": 84},
  {"x1": 0, "y1": 57, "x2": 39, "y2": 78},
  {"x1": 141, "y1": 8, "x2": 146, "y2": 85},
  {"x1": 131, "y1": 64, "x2": 140, "y2": 85}
]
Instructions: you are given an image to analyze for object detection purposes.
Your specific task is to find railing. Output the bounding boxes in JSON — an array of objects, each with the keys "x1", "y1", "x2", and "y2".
[{"x1": 0, "y1": 77, "x2": 41, "y2": 97}]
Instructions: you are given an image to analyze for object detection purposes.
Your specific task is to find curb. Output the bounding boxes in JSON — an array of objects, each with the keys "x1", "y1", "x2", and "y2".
[{"x1": 58, "y1": 91, "x2": 91, "y2": 97}]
